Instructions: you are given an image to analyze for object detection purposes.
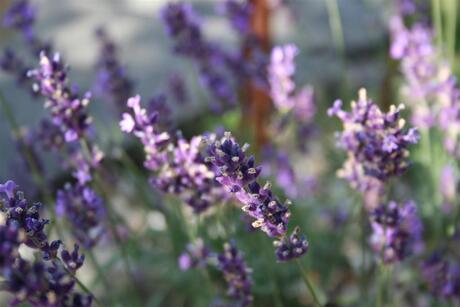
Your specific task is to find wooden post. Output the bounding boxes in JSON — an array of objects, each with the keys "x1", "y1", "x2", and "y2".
[{"x1": 245, "y1": 0, "x2": 271, "y2": 150}]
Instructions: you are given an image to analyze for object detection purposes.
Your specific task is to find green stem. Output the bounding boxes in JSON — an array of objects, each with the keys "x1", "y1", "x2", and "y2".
[
  {"x1": 79, "y1": 139, "x2": 143, "y2": 304},
  {"x1": 433, "y1": 0, "x2": 444, "y2": 52},
  {"x1": 295, "y1": 259, "x2": 323, "y2": 307},
  {"x1": 0, "y1": 89, "x2": 63, "y2": 239}
]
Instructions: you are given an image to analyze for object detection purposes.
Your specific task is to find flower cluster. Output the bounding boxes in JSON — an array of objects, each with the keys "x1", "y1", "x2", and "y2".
[
  {"x1": 178, "y1": 240, "x2": 253, "y2": 306},
  {"x1": 160, "y1": 3, "x2": 236, "y2": 109},
  {"x1": 268, "y1": 45, "x2": 316, "y2": 151},
  {"x1": 167, "y1": 73, "x2": 189, "y2": 105},
  {"x1": 121, "y1": 95, "x2": 226, "y2": 213},
  {"x1": 328, "y1": 88, "x2": 419, "y2": 188},
  {"x1": 0, "y1": 180, "x2": 93, "y2": 306},
  {"x1": 370, "y1": 200, "x2": 423, "y2": 263},
  {"x1": 56, "y1": 183, "x2": 106, "y2": 248},
  {"x1": 273, "y1": 226, "x2": 309, "y2": 262},
  {"x1": 28, "y1": 52, "x2": 92, "y2": 142},
  {"x1": 2, "y1": 0, "x2": 51, "y2": 55},
  {"x1": 94, "y1": 27, "x2": 134, "y2": 112},
  {"x1": 422, "y1": 253, "x2": 460, "y2": 300},
  {"x1": 205, "y1": 132, "x2": 308, "y2": 260},
  {"x1": 178, "y1": 239, "x2": 211, "y2": 271},
  {"x1": 217, "y1": 242, "x2": 253, "y2": 307},
  {"x1": 390, "y1": 15, "x2": 460, "y2": 156}
]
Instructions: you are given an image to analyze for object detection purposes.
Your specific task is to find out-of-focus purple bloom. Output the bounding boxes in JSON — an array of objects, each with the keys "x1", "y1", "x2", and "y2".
[
  {"x1": 440, "y1": 165, "x2": 457, "y2": 204},
  {"x1": 390, "y1": 16, "x2": 460, "y2": 156},
  {"x1": 268, "y1": 45, "x2": 316, "y2": 149},
  {"x1": 147, "y1": 94, "x2": 172, "y2": 126},
  {"x1": 261, "y1": 146, "x2": 298, "y2": 198},
  {"x1": 122, "y1": 95, "x2": 226, "y2": 213},
  {"x1": 28, "y1": 52, "x2": 93, "y2": 142},
  {"x1": 0, "y1": 224, "x2": 22, "y2": 269},
  {"x1": 2, "y1": 0, "x2": 36, "y2": 39},
  {"x1": 152, "y1": 135, "x2": 227, "y2": 213},
  {"x1": 56, "y1": 183, "x2": 105, "y2": 248},
  {"x1": 217, "y1": 242, "x2": 253, "y2": 306},
  {"x1": 120, "y1": 95, "x2": 170, "y2": 170},
  {"x1": 0, "y1": 48, "x2": 31, "y2": 89},
  {"x1": 422, "y1": 253, "x2": 460, "y2": 300},
  {"x1": 168, "y1": 73, "x2": 189, "y2": 105},
  {"x1": 370, "y1": 200, "x2": 423, "y2": 263},
  {"x1": 269, "y1": 44, "x2": 298, "y2": 111},
  {"x1": 274, "y1": 227, "x2": 309, "y2": 262},
  {"x1": 94, "y1": 27, "x2": 134, "y2": 112},
  {"x1": 36, "y1": 118, "x2": 66, "y2": 151},
  {"x1": 178, "y1": 239, "x2": 210, "y2": 271},
  {"x1": 328, "y1": 89, "x2": 419, "y2": 188},
  {"x1": 218, "y1": 0, "x2": 253, "y2": 34},
  {"x1": 69, "y1": 144, "x2": 104, "y2": 185}
]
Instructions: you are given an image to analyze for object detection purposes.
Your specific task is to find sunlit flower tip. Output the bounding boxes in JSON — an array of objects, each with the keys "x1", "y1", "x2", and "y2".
[
  {"x1": 120, "y1": 113, "x2": 135, "y2": 133},
  {"x1": 0, "y1": 180, "x2": 18, "y2": 200},
  {"x1": 274, "y1": 227, "x2": 309, "y2": 262},
  {"x1": 61, "y1": 244, "x2": 85, "y2": 273}
]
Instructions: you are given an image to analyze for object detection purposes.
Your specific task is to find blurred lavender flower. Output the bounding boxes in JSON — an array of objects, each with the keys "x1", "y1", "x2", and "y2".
[
  {"x1": 328, "y1": 89, "x2": 419, "y2": 188},
  {"x1": 120, "y1": 95, "x2": 170, "y2": 170},
  {"x1": 28, "y1": 52, "x2": 93, "y2": 142},
  {"x1": 56, "y1": 183, "x2": 105, "y2": 248},
  {"x1": 153, "y1": 135, "x2": 227, "y2": 213},
  {"x1": 218, "y1": 0, "x2": 253, "y2": 34},
  {"x1": 440, "y1": 165, "x2": 457, "y2": 207},
  {"x1": 36, "y1": 118, "x2": 66, "y2": 151},
  {"x1": 268, "y1": 45, "x2": 316, "y2": 149},
  {"x1": 168, "y1": 73, "x2": 189, "y2": 105},
  {"x1": 178, "y1": 239, "x2": 211, "y2": 271},
  {"x1": 122, "y1": 95, "x2": 226, "y2": 213},
  {"x1": 0, "y1": 224, "x2": 22, "y2": 269},
  {"x1": 2, "y1": 0, "x2": 51, "y2": 55},
  {"x1": 217, "y1": 242, "x2": 253, "y2": 307},
  {"x1": 370, "y1": 200, "x2": 423, "y2": 263},
  {"x1": 94, "y1": 27, "x2": 134, "y2": 112},
  {"x1": 274, "y1": 227, "x2": 309, "y2": 262},
  {"x1": 2, "y1": 0, "x2": 36, "y2": 39},
  {"x1": 422, "y1": 253, "x2": 460, "y2": 300},
  {"x1": 0, "y1": 48, "x2": 31, "y2": 89},
  {"x1": 147, "y1": 94, "x2": 172, "y2": 126},
  {"x1": 390, "y1": 16, "x2": 460, "y2": 156}
]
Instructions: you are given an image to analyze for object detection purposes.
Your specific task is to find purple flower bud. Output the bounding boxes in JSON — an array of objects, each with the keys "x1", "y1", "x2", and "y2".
[
  {"x1": 274, "y1": 227, "x2": 309, "y2": 262},
  {"x1": 370, "y1": 200, "x2": 423, "y2": 263}
]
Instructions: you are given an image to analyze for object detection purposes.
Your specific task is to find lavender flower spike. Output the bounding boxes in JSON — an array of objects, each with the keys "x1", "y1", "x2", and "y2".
[
  {"x1": 370, "y1": 200, "x2": 423, "y2": 263},
  {"x1": 217, "y1": 242, "x2": 253, "y2": 306},
  {"x1": 28, "y1": 52, "x2": 93, "y2": 142},
  {"x1": 328, "y1": 89, "x2": 419, "y2": 186}
]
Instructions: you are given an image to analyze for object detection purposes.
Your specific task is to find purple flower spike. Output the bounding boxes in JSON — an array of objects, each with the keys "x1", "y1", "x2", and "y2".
[
  {"x1": 94, "y1": 27, "x2": 134, "y2": 112},
  {"x1": 28, "y1": 52, "x2": 93, "y2": 142},
  {"x1": 56, "y1": 183, "x2": 105, "y2": 248},
  {"x1": 422, "y1": 253, "x2": 460, "y2": 299},
  {"x1": 370, "y1": 200, "x2": 423, "y2": 263},
  {"x1": 0, "y1": 180, "x2": 18, "y2": 200},
  {"x1": 274, "y1": 227, "x2": 309, "y2": 262},
  {"x1": 217, "y1": 242, "x2": 253, "y2": 307},
  {"x1": 0, "y1": 224, "x2": 22, "y2": 269},
  {"x1": 329, "y1": 89, "x2": 419, "y2": 188},
  {"x1": 178, "y1": 239, "x2": 210, "y2": 271},
  {"x1": 206, "y1": 132, "x2": 306, "y2": 243},
  {"x1": 61, "y1": 244, "x2": 85, "y2": 273}
]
